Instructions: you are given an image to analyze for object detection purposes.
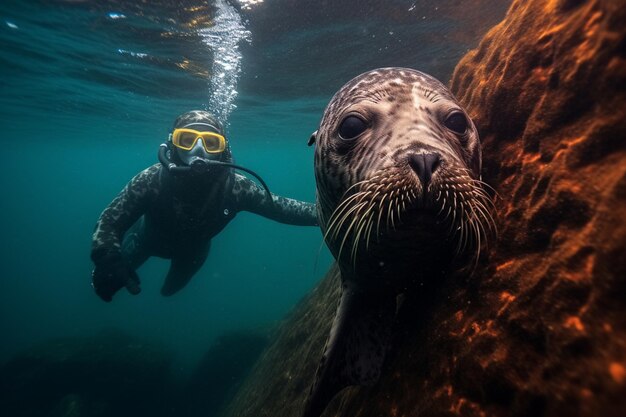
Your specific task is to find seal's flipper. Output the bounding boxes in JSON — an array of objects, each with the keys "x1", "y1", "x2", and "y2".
[{"x1": 303, "y1": 284, "x2": 396, "y2": 417}]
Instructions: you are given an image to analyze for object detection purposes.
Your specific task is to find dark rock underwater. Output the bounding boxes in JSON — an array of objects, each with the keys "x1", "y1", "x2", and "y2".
[
  {"x1": 0, "y1": 330, "x2": 267, "y2": 417},
  {"x1": 223, "y1": 0, "x2": 626, "y2": 416},
  {"x1": 0, "y1": 330, "x2": 176, "y2": 417}
]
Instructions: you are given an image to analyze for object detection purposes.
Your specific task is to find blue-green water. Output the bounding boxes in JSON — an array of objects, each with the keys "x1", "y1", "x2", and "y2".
[{"x1": 0, "y1": 0, "x2": 509, "y2": 415}]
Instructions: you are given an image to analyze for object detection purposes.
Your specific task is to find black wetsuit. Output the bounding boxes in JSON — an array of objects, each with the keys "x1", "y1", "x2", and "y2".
[{"x1": 91, "y1": 163, "x2": 318, "y2": 296}]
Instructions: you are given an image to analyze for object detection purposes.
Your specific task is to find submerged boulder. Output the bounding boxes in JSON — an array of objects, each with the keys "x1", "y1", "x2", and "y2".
[
  {"x1": 223, "y1": 0, "x2": 626, "y2": 416},
  {"x1": 0, "y1": 330, "x2": 177, "y2": 417},
  {"x1": 223, "y1": 266, "x2": 342, "y2": 417},
  {"x1": 182, "y1": 330, "x2": 269, "y2": 417}
]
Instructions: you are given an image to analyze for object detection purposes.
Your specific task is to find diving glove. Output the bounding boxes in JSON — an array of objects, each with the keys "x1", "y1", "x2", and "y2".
[{"x1": 91, "y1": 252, "x2": 141, "y2": 302}]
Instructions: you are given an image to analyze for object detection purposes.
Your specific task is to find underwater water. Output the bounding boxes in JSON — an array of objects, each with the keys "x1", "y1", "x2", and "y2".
[{"x1": 0, "y1": 0, "x2": 510, "y2": 416}]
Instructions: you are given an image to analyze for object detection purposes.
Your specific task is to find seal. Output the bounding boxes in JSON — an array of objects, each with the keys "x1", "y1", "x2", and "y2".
[{"x1": 303, "y1": 68, "x2": 495, "y2": 417}]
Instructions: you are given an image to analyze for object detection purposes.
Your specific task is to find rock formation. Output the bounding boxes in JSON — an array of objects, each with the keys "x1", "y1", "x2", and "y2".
[
  {"x1": 182, "y1": 331, "x2": 268, "y2": 417},
  {"x1": 0, "y1": 330, "x2": 177, "y2": 417},
  {"x1": 224, "y1": 0, "x2": 626, "y2": 416},
  {"x1": 0, "y1": 328, "x2": 270, "y2": 417}
]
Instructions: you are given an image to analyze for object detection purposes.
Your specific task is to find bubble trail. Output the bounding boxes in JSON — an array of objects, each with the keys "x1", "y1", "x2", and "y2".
[{"x1": 198, "y1": 0, "x2": 251, "y2": 126}]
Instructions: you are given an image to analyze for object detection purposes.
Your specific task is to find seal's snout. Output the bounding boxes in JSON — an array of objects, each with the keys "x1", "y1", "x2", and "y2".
[{"x1": 408, "y1": 153, "x2": 441, "y2": 186}]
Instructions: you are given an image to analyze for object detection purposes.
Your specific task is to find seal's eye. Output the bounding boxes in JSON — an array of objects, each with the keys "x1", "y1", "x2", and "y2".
[
  {"x1": 444, "y1": 111, "x2": 468, "y2": 135},
  {"x1": 338, "y1": 116, "x2": 367, "y2": 140}
]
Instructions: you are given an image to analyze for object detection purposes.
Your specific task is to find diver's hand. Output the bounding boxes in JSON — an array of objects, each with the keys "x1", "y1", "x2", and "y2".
[{"x1": 91, "y1": 253, "x2": 141, "y2": 302}]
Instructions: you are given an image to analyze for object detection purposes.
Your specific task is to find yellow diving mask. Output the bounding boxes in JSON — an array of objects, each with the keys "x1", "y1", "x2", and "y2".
[{"x1": 171, "y1": 128, "x2": 226, "y2": 153}]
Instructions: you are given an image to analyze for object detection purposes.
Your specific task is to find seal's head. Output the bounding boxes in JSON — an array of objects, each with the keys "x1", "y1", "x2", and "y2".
[{"x1": 311, "y1": 68, "x2": 494, "y2": 280}]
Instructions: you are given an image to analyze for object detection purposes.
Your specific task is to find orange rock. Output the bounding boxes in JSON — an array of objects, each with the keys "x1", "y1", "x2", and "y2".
[
  {"x1": 610, "y1": 363, "x2": 625, "y2": 385},
  {"x1": 564, "y1": 316, "x2": 585, "y2": 332}
]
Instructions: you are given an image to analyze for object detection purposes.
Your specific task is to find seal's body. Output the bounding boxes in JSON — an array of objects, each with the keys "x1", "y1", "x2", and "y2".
[{"x1": 304, "y1": 68, "x2": 494, "y2": 417}]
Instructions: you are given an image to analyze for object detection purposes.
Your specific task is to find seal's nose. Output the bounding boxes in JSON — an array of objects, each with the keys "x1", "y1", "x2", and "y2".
[{"x1": 408, "y1": 153, "x2": 441, "y2": 186}]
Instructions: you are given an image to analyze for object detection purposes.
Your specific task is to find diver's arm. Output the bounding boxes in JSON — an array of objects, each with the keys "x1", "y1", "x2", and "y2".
[
  {"x1": 233, "y1": 174, "x2": 318, "y2": 226},
  {"x1": 91, "y1": 165, "x2": 160, "y2": 263}
]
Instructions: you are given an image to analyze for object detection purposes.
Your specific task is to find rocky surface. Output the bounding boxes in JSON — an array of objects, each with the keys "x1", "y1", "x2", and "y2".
[
  {"x1": 0, "y1": 328, "x2": 269, "y2": 417},
  {"x1": 182, "y1": 331, "x2": 268, "y2": 417},
  {"x1": 223, "y1": 0, "x2": 626, "y2": 416},
  {"x1": 0, "y1": 330, "x2": 177, "y2": 417}
]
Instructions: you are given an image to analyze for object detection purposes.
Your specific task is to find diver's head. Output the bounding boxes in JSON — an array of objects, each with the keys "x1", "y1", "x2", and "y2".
[{"x1": 169, "y1": 110, "x2": 230, "y2": 173}]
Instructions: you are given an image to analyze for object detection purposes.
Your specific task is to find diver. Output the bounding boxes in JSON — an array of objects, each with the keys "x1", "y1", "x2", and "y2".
[{"x1": 90, "y1": 110, "x2": 318, "y2": 302}]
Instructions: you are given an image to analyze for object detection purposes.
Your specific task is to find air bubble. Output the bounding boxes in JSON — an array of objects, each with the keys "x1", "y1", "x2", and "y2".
[{"x1": 198, "y1": 0, "x2": 251, "y2": 125}]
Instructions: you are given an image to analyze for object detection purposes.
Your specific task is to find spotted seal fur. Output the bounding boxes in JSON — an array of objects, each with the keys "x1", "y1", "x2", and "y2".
[{"x1": 304, "y1": 68, "x2": 495, "y2": 417}]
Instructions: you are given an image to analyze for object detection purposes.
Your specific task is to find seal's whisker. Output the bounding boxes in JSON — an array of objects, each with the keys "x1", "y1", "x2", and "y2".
[
  {"x1": 326, "y1": 191, "x2": 366, "y2": 223},
  {"x1": 328, "y1": 180, "x2": 383, "y2": 266},
  {"x1": 478, "y1": 216, "x2": 494, "y2": 253},
  {"x1": 323, "y1": 186, "x2": 372, "y2": 229},
  {"x1": 356, "y1": 206, "x2": 375, "y2": 247},
  {"x1": 429, "y1": 171, "x2": 498, "y2": 261},
  {"x1": 349, "y1": 217, "x2": 363, "y2": 267},
  {"x1": 470, "y1": 178, "x2": 500, "y2": 198},
  {"x1": 472, "y1": 199, "x2": 497, "y2": 237},
  {"x1": 325, "y1": 196, "x2": 367, "y2": 243},
  {"x1": 453, "y1": 167, "x2": 500, "y2": 198},
  {"x1": 330, "y1": 201, "x2": 368, "y2": 241},
  {"x1": 327, "y1": 189, "x2": 368, "y2": 222},
  {"x1": 387, "y1": 194, "x2": 396, "y2": 231},
  {"x1": 368, "y1": 182, "x2": 386, "y2": 196},
  {"x1": 470, "y1": 190, "x2": 496, "y2": 223},
  {"x1": 351, "y1": 210, "x2": 373, "y2": 268},
  {"x1": 451, "y1": 198, "x2": 458, "y2": 229},
  {"x1": 444, "y1": 204, "x2": 453, "y2": 225},
  {"x1": 325, "y1": 202, "x2": 355, "y2": 242},
  {"x1": 470, "y1": 200, "x2": 489, "y2": 229},
  {"x1": 474, "y1": 210, "x2": 487, "y2": 265},
  {"x1": 394, "y1": 196, "x2": 401, "y2": 226},
  {"x1": 365, "y1": 209, "x2": 376, "y2": 252},
  {"x1": 472, "y1": 188, "x2": 497, "y2": 211},
  {"x1": 458, "y1": 202, "x2": 470, "y2": 256},
  {"x1": 406, "y1": 187, "x2": 415, "y2": 205},
  {"x1": 461, "y1": 196, "x2": 493, "y2": 268},
  {"x1": 334, "y1": 209, "x2": 361, "y2": 261},
  {"x1": 340, "y1": 178, "x2": 372, "y2": 198},
  {"x1": 337, "y1": 205, "x2": 368, "y2": 262},
  {"x1": 376, "y1": 193, "x2": 388, "y2": 241},
  {"x1": 469, "y1": 219, "x2": 481, "y2": 270}
]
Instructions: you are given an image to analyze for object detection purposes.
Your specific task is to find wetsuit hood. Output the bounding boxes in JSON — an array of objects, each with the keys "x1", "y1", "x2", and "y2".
[
  {"x1": 172, "y1": 110, "x2": 233, "y2": 169},
  {"x1": 158, "y1": 110, "x2": 274, "y2": 204},
  {"x1": 160, "y1": 110, "x2": 234, "y2": 174}
]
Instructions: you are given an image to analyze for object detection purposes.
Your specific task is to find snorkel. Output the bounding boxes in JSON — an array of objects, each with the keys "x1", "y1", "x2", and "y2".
[
  {"x1": 158, "y1": 141, "x2": 275, "y2": 206},
  {"x1": 159, "y1": 110, "x2": 276, "y2": 206}
]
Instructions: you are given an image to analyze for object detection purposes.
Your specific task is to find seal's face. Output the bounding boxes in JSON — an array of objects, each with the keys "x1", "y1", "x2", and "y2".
[{"x1": 313, "y1": 68, "x2": 494, "y2": 276}]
